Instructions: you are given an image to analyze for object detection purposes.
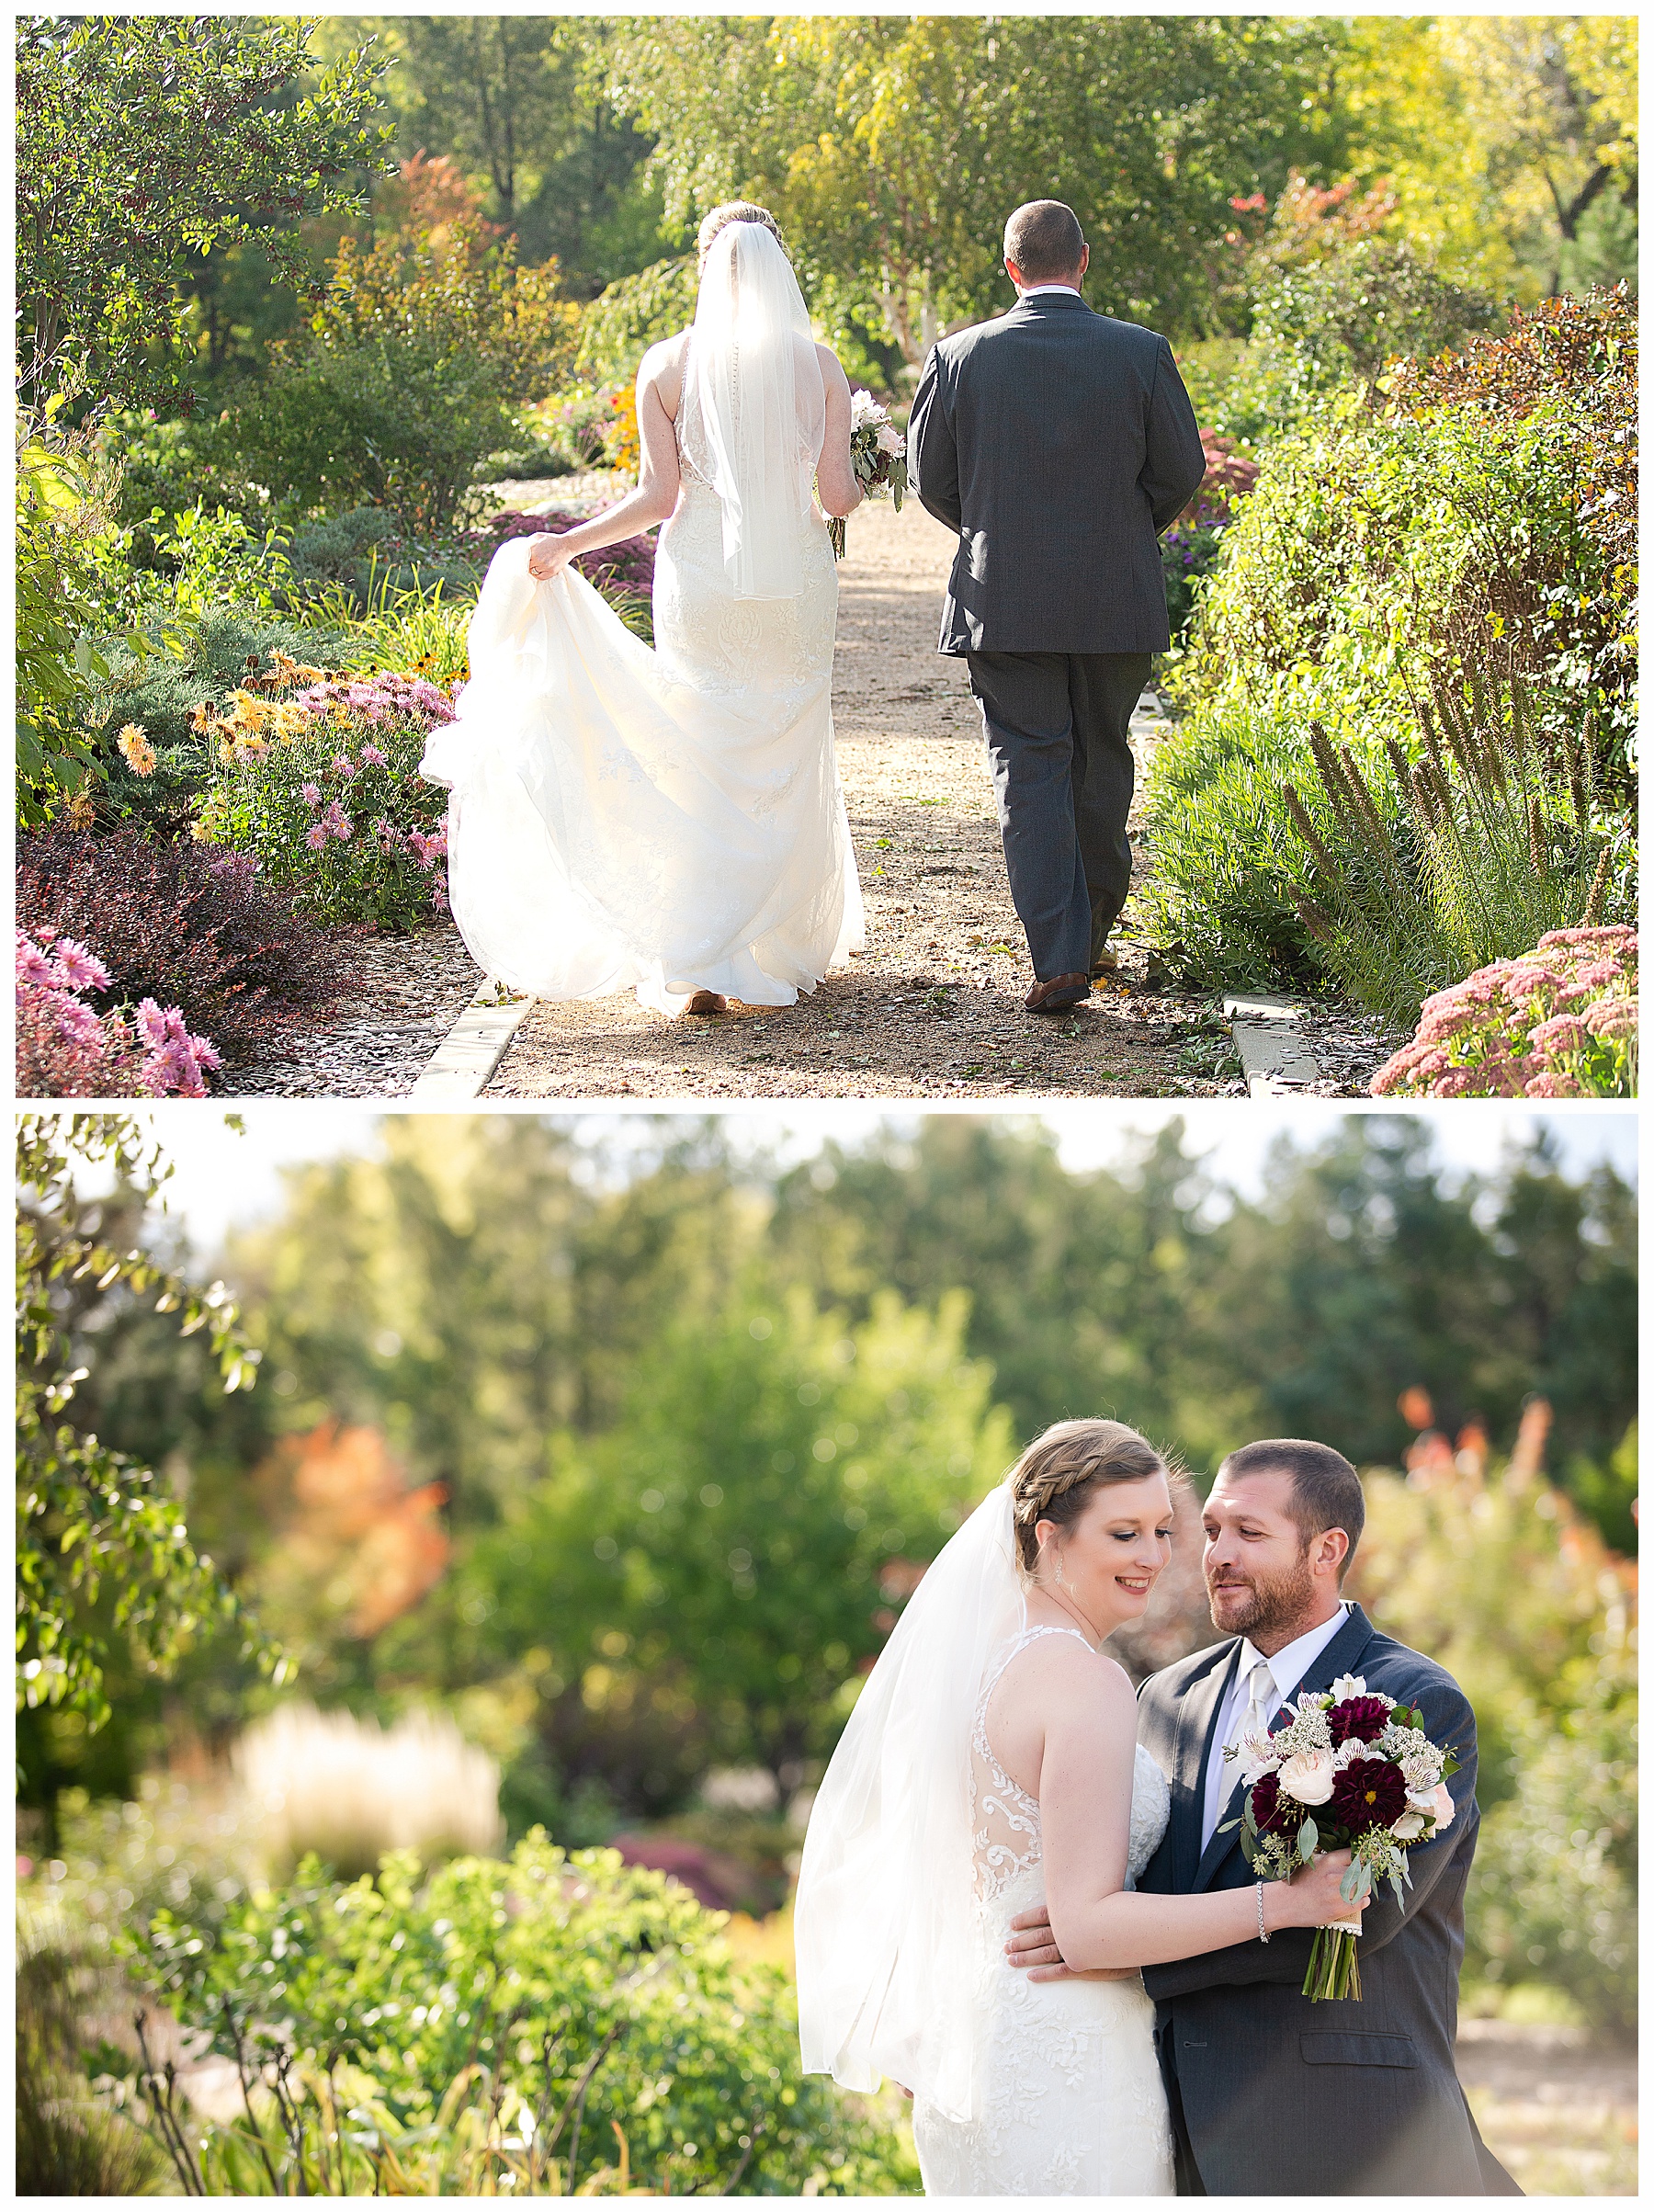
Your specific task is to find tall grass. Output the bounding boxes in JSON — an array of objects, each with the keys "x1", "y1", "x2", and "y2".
[
  {"x1": 233, "y1": 1703, "x2": 504, "y2": 1877},
  {"x1": 17, "y1": 1922, "x2": 171, "y2": 2195},
  {"x1": 1282, "y1": 664, "x2": 1616, "y2": 1023}
]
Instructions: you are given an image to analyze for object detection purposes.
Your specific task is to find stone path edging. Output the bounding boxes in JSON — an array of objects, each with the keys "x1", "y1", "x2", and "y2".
[
  {"x1": 1222, "y1": 989, "x2": 1323, "y2": 1095},
  {"x1": 409, "y1": 985, "x2": 535, "y2": 1098}
]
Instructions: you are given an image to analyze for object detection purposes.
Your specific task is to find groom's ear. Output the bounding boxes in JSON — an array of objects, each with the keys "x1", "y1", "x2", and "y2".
[{"x1": 1311, "y1": 1524, "x2": 1351, "y2": 1582}]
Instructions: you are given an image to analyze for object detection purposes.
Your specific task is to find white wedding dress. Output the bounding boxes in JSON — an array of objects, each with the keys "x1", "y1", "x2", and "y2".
[
  {"x1": 912, "y1": 1625, "x2": 1176, "y2": 2196},
  {"x1": 420, "y1": 225, "x2": 863, "y2": 1018}
]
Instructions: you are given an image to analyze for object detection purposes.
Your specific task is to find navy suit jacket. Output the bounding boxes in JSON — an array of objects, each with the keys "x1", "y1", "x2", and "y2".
[
  {"x1": 1135, "y1": 1604, "x2": 1498, "y2": 2195},
  {"x1": 907, "y1": 291, "x2": 1206, "y2": 656}
]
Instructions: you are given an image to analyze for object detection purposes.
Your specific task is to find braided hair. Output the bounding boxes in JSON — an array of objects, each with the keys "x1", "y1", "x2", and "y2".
[
  {"x1": 1008, "y1": 1418, "x2": 1168, "y2": 1575},
  {"x1": 697, "y1": 200, "x2": 787, "y2": 267}
]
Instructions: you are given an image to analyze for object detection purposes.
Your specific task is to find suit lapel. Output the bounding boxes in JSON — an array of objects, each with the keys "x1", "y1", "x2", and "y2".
[
  {"x1": 1190, "y1": 1604, "x2": 1378, "y2": 1892},
  {"x1": 1173, "y1": 1640, "x2": 1240, "y2": 1894}
]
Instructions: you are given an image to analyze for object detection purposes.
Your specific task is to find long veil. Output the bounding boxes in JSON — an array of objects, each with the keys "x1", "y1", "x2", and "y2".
[
  {"x1": 680, "y1": 221, "x2": 826, "y2": 601},
  {"x1": 795, "y1": 1481, "x2": 1025, "y2": 2124}
]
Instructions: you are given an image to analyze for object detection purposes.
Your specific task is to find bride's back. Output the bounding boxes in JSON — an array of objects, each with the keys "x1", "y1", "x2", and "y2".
[{"x1": 972, "y1": 1620, "x2": 1123, "y2": 1902}]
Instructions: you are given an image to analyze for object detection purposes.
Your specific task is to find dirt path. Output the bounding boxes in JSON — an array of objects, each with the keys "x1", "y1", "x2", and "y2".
[{"x1": 487, "y1": 499, "x2": 1240, "y2": 1101}]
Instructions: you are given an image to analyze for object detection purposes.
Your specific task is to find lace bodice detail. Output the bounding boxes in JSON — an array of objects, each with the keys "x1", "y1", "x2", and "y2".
[{"x1": 970, "y1": 1627, "x2": 1171, "y2": 1910}]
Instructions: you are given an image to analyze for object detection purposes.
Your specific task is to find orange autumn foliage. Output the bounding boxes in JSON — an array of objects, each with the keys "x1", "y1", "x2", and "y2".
[{"x1": 257, "y1": 1422, "x2": 449, "y2": 1639}]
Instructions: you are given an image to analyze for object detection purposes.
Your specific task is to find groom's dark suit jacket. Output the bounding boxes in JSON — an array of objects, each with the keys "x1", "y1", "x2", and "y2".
[
  {"x1": 1136, "y1": 1604, "x2": 1510, "y2": 2196},
  {"x1": 907, "y1": 291, "x2": 1206, "y2": 655}
]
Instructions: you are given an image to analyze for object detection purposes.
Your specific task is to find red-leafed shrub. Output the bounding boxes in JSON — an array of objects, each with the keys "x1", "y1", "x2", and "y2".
[
  {"x1": 488, "y1": 507, "x2": 657, "y2": 599},
  {"x1": 16, "y1": 828, "x2": 358, "y2": 1066}
]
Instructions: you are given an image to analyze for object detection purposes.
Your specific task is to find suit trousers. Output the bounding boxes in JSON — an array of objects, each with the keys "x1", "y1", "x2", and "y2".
[{"x1": 966, "y1": 649, "x2": 1153, "y2": 981}]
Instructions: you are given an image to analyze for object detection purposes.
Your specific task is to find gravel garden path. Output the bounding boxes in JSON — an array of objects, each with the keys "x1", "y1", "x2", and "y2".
[
  {"x1": 238, "y1": 485, "x2": 1397, "y2": 1100},
  {"x1": 483, "y1": 496, "x2": 1249, "y2": 1101}
]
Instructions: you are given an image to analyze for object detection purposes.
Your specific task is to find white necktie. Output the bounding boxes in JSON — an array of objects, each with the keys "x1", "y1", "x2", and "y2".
[{"x1": 1240, "y1": 1658, "x2": 1276, "y2": 1753}]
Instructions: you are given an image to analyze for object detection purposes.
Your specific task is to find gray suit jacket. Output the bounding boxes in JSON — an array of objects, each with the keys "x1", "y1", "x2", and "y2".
[
  {"x1": 1136, "y1": 1604, "x2": 1490, "y2": 2195},
  {"x1": 907, "y1": 291, "x2": 1206, "y2": 656}
]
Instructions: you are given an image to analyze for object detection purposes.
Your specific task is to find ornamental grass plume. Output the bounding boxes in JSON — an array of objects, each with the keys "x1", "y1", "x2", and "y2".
[
  {"x1": 232, "y1": 1703, "x2": 504, "y2": 1878},
  {"x1": 1371, "y1": 925, "x2": 1637, "y2": 1097}
]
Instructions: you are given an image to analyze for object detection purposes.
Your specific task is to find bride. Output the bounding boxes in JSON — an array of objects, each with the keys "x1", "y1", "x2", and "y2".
[
  {"x1": 421, "y1": 202, "x2": 866, "y2": 1020},
  {"x1": 795, "y1": 1419, "x2": 1364, "y2": 2195}
]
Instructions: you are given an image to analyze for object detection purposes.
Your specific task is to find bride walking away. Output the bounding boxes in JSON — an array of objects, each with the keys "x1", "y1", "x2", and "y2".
[{"x1": 422, "y1": 204, "x2": 866, "y2": 1020}]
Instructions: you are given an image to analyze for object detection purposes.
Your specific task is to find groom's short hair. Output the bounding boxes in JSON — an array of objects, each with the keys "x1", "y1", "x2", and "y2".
[
  {"x1": 1218, "y1": 1438, "x2": 1365, "y2": 1577},
  {"x1": 1003, "y1": 200, "x2": 1086, "y2": 283}
]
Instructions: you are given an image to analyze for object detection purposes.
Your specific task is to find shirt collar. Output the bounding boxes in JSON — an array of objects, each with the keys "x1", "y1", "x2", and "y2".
[
  {"x1": 1237, "y1": 1601, "x2": 1352, "y2": 1707},
  {"x1": 1016, "y1": 282, "x2": 1082, "y2": 301}
]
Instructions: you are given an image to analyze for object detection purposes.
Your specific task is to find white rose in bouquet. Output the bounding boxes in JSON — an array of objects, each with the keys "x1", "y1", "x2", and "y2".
[{"x1": 1278, "y1": 1749, "x2": 1337, "y2": 1806}]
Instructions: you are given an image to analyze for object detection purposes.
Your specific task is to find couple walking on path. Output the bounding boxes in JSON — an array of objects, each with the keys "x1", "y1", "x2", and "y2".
[{"x1": 421, "y1": 199, "x2": 1207, "y2": 1024}]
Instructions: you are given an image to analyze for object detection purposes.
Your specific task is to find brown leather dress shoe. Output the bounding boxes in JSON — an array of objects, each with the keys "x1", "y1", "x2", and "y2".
[
  {"x1": 684, "y1": 990, "x2": 729, "y2": 1015},
  {"x1": 1090, "y1": 945, "x2": 1121, "y2": 980},
  {"x1": 1025, "y1": 972, "x2": 1092, "y2": 1014}
]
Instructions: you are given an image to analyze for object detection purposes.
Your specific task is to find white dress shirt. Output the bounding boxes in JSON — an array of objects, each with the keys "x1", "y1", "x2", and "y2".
[
  {"x1": 1016, "y1": 281, "x2": 1082, "y2": 301},
  {"x1": 1199, "y1": 1601, "x2": 1352, "y2": 1850}
]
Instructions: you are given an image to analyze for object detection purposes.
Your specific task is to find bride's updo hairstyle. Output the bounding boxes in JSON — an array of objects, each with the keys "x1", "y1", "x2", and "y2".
[
  {"x1": 697, "y1": 199, "x2": 787, "y2": 267},
  {"x1": 1009, "y1": 1418, "x2": 1167, "y2": 1575}
]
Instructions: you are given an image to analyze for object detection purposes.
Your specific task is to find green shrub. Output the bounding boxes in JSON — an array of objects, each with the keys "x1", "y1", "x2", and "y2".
[
  {"x1": 1248, "y1": 235, "x2": 1501, "y2": 428},
  {"x1": 1464, "y1": 1644, "x2": 1637, "y2": 2041},
  {"x1": 1173, "y1": 289, "x2": 1636, "y2": 766},
  {"x1": 223, "y1": 220, "x2": 581, "y2": 536},
  {"x1": 101, "y1": 407, "x2": 274, "y2": 547},
  {"x1": 17, "y1": 412, "x2": 119, "y2": 824},
  {"x1": 17, "y1": 1922, "x2": 171, "y2": 2195},
  {"x1": 286, "y1": 505, "x2": 481, "y2": 611},
  {"x1": 111, "y1": 1836, "x2": 915, "y2": 2195},
  {"x1": 577, "y1": 255, "x2": 699, "y2": 382},
  {"x1": 1137, "y1": 694, "x2": 1404, "y2": 990},
  {"x1": 93, "y1": 615, "x2": 356, "y2": 822}
]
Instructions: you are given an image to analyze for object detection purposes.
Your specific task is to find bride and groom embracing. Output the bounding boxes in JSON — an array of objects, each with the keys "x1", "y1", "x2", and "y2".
[
  {"x1": 795, "y1": 1423, "x2": 1520, "y2": 2197},
  {"x1": 422, "y1": 199, "x2": 1206, "y2": 1022}
]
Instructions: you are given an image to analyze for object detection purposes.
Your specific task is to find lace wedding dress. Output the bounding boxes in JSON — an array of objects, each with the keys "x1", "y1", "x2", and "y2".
[
  {"x1": 912, "y1": 1626, "x2": 1176, "y2": 2196},
  {"x1": 420, "y1": 230, "x2": 864, "y2": 1018}
]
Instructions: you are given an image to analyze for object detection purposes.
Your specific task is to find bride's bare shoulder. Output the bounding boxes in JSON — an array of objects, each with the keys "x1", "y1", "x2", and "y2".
[
  {"x1": 813, "y1": 339, "x2": 851, "y2": 395},
  {"x1": 1011, "y1": 1628, "x2": 1136, "y2": 1709},
  {"x1": 640, "y1": 330, "x2": 693, "y2": 410}
]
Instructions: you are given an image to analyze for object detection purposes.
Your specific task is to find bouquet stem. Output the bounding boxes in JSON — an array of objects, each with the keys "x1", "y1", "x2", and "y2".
[
  {"x1": 827, "y1": 516, "x2": 846, "y2": 560},
  {"x1": 1304, "y1": 1923, "x2": 1364, "y2": 2002}
]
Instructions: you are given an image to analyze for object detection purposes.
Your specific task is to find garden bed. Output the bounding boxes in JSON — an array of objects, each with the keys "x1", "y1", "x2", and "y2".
[{"x1": 228, "y1": 922, "x2": 481, "y2": 1097}]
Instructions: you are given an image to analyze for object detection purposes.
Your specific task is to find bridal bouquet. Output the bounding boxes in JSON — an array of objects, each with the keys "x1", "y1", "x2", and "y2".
[
  {"x1": 1222, "y1": 1673, "x2": 1460, "y2": 2002},
  {"x1": 828, "y1": 391, "x2": 908, "y2": 559}
]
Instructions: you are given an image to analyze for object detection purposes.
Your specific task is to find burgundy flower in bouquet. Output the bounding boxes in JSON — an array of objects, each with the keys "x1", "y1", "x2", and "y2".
[{"x1": 1221, "y1": 1674, "x2": 1461, "y2": 2002}]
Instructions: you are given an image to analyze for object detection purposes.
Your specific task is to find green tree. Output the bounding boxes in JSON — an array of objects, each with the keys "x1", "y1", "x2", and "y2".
[
  {"x1": 457, "y1": 1287, "x2": 1014, "y2": 1812},
  {"x1": 605, "y1": 16, "x2": 1350, "y2": 360},
  {"x1": 16, "y1": 16, "x2": 393, "y2": 413},
  {"x1": 16, "y1": 1115, "x2": 282, "y2": 1772},
  {"x1": 1337, "y1": 16, "x2": 1637, "y2": 301}
]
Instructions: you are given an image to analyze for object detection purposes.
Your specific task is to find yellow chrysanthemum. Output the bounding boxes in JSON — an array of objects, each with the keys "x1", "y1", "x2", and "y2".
[{"x1": 117, "y1": 722, "x2": 157, "y2": 776}]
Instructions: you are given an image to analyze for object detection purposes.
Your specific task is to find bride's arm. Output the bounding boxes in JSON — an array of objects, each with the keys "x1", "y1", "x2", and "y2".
[
  {"x1": 527, "y1": 346, "x2": 683, "y2": 581},
  {"x1": 814, "y1": 345, "x2": 863, "y2": 520},
  {"x1": 1037, "y1": 1651, "x2": 1363, "y2": 1971}
]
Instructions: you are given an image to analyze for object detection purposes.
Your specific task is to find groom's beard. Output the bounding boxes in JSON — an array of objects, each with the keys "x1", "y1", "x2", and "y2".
[{"x1": 1205, "y1": 1552, "x2": 1316, "y2": 1643}]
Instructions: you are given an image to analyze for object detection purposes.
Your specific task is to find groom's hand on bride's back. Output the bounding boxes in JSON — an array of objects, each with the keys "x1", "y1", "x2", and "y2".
[{"x1": 1004, "y1": 1906, "x2": 1137, "y2": 1982}]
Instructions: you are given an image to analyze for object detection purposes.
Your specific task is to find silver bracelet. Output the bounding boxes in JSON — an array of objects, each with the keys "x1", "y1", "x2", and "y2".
[{"x1": 1256, "y1": 1879, "x2": 1270, "y2": 1945}]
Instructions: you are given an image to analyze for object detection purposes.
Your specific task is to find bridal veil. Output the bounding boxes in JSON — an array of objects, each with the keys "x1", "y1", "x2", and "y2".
[
  {"x1": 795, "y1": 1481, "x2": 1025, "y2": 2124},
  {"x1": 682, "y1": 220, "x2": 826, "y2": 600}
]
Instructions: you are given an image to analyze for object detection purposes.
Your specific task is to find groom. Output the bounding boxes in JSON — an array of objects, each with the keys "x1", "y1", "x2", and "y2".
[
  {"x1": 1007, "y1": 1436, "x2": 1519, "y2": 2195},
  {"x1": 908, "y1": 199, "x2": 1206, "y2": 1013}
]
